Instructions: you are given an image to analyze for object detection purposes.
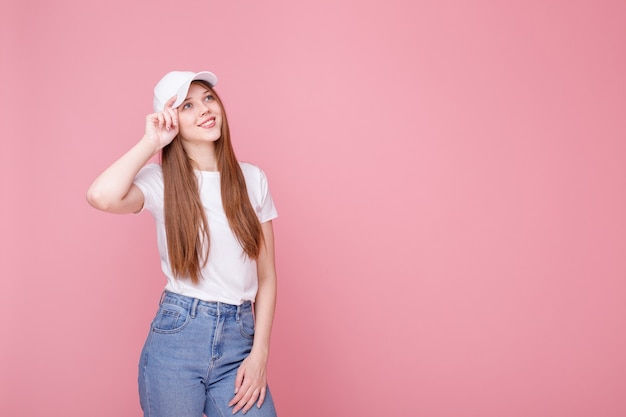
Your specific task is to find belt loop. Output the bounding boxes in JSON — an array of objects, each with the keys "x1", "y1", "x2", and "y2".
[
  {"x1": 159, "y1": 291, "x2": 166, "y2": 305},
  {"x1": 236, "y1": 304, "x2": 241, "y2": 322},
  {"x1": 190, "y1": 298, "x2": 199, "y2": 318}
]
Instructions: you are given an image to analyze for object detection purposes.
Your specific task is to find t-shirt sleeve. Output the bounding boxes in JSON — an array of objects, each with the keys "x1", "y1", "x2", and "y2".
[
  {"x1": 133, "y1": 163, "x2": 164, "y2": 216},
  {"x1": 257, "y1": 167, "x2": 278, "y2": 223}
]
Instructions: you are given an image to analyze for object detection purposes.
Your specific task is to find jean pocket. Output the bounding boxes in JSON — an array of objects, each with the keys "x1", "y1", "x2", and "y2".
[
  {"x1": 151, "y1": 303, "x2": 190, "y2": 334},
  {"x1": 238, "y1": 309, "x2": 255, "y2": 340}
]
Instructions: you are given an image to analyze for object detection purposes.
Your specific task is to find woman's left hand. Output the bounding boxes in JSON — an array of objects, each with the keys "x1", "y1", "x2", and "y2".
[{"x1": 229, "y1": 351, "x2": 268, "y2": 414}]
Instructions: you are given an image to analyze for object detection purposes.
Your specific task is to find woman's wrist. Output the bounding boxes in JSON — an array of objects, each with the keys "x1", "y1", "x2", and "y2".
[
  {"x1": 250, "y1": 344, "x2": 270, "y2": 360},
  {"x1": 138, "y1": 135, "x2": 162, "y2": 157}
]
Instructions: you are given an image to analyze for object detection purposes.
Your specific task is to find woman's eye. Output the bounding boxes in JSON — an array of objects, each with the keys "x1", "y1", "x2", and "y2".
[
  {"x1": 182, "y1": 103, "x2": 192, "y2": 110},
  {"x1": 205, "y1": 95, "x2": 214, "y2": 101}
]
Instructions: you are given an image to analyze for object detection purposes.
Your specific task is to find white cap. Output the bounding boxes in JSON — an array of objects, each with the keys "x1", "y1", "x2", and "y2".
[{"x1": 153, "y1": 71, "x2": 218, "y2": 112}]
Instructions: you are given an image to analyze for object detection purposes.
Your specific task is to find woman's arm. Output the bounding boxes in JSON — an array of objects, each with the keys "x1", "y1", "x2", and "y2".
[
  {"x1": 252, "y1": 220, "x2": 278, "y2": 359},
  {"x1": 86, "y1": 139, "x2": 157, "y2": 213},
  {"x1": 230, "y1": 220, "x2": 278, "y2": 414},
  {"x1": 86, "y1": 96, "x2": 179, "y2": 214}
]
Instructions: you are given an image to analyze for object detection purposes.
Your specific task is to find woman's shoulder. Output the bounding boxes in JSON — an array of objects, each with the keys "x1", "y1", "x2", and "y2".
[
  {"x1": 239, "y1": 161, "x2": 260, "y2": 171},
  {"x1": 141, "y1": 162, "x2": 162, "y2": 171},
  {"x1": 238, "y1": 161, "x2": 265, "y2": 178},
  {"x1": 135, "y1": 163, "x2": 163, "y2": 184},
  {"x1": 138, "y1": 163, "x2": 163, "y2": 176},
  {"x1": 238, "y1": 161, "x2": 271, "y2": 190}
]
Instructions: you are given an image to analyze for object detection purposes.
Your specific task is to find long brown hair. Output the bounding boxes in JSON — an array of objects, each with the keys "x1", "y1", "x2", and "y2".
[{"x1": 161, "y1": 81, "x2": 263, "y2": 284}]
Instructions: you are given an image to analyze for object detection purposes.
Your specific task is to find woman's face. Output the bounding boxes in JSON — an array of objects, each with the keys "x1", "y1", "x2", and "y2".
[{"x1": 176, "y1": 82, "x2": 223, "y2": 144}]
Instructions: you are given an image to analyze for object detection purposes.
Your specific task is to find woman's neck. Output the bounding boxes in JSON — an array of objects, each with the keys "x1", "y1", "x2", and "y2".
[{"x1": 183, "y1": 142, "x2": 219, "y2": 171}]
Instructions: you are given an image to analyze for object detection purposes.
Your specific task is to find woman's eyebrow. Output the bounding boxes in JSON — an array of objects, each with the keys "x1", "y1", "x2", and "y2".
[{"x1": 183, "y1": 90, "x2": 211, "y2": 102}]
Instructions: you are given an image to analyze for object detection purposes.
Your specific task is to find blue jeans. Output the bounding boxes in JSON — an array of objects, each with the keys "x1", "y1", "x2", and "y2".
[{"x1": 138, "y1": 292, "x2": 277, "y2": 417}]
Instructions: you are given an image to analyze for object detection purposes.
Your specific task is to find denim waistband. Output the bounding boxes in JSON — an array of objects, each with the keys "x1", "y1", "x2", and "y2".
[{"x1": 160, "y1": 291, "x2": 252, "y2": 317}]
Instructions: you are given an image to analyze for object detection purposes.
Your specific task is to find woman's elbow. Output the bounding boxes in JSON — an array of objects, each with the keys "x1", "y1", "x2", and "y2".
[{"x1": 86, "y1": 186, "x2": 113, "y2": 211}]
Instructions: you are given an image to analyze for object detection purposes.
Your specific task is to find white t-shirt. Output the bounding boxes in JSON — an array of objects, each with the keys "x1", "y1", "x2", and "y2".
[{"x1": 134, "y1": 162, "x2": 278, "y2": 305}]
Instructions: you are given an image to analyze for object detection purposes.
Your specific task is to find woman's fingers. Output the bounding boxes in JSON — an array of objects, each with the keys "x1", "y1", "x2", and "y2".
[
  {"x1": 156, "y1": 113, "x2": 165, "y2": 130},
  {"x1": 242, "y1": 387, "x2": 261, "y2": 414},
  {"x1": 232, "y1": 385, "x2": 262, "y2": 415},
  {"x1": 229, "y1": 353, "x2": 269, "y2": 414},
  {"x1": 156, "y1": 110, "x2": 176, "y2": 131},
  {"x1": 164, "y1": 94, "x2": 177, "y2": 110},
  {"x1": 157, "y1": 96, "x2": 178, "y2": 131},
  {"x1": 166, "y1": 108, "x2": 178, "y2": 128},
  {"x1": 256, "y1": 386, "x2": 266, "y2": 409}
]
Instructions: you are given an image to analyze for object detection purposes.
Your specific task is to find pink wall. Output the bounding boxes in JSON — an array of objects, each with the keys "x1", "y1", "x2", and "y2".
[{"x1": 2, "y1": 1, "x2": 625, "y2": 416}]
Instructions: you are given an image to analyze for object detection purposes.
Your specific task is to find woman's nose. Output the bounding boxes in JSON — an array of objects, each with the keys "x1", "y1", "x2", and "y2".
[{"x1": 200, "y1": 102, "x2": 211, "y2": 114}]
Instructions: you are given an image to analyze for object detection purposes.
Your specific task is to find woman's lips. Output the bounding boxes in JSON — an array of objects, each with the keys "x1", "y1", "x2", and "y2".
[{"x1": 199, "y1": 117, "x2": 216, "y2": 128}]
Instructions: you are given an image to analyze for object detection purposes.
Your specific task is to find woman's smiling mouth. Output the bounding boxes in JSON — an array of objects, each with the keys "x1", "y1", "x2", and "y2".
[{"x1": 198, "y1": 117, "x2": 216, "y2": 128}]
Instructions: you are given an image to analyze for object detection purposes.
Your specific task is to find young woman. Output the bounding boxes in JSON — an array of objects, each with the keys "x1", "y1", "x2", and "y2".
[{"x1": 87, "y1": 71, "x2": 279, "y2": 417}]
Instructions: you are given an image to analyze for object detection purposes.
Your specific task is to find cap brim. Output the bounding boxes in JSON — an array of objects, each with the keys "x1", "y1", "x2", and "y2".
[{"x1": 172, "y1": 71, "x2": 218, "y2": 109}]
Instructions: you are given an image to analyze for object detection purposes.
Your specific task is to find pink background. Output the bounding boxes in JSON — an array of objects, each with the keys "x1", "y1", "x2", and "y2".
[{"x1": 2, "y1": 1, "x2": 625, "y2": 416}]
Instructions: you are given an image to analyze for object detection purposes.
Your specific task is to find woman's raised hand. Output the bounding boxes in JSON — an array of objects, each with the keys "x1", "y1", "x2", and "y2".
[{"x1": 143, "y1": 95, "x2": 179, "y2": 150}]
